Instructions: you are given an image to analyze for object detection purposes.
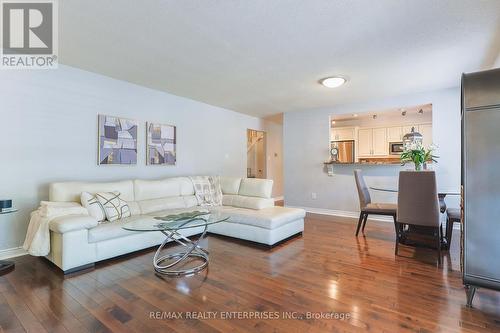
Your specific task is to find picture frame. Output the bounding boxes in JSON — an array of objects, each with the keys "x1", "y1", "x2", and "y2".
[
  {"x1": 98, "y1": 115, "x2": 138, "y2": 165},
  {"x1": 146, "y1": 122, "x2": 176, "y2": 165}
]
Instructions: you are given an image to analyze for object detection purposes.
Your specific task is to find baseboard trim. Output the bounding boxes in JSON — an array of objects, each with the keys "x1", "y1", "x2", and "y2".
[
  {"x1": 286, "y1": 205, "x2": 394, "y2": 222},
  {"x1": 0, "y1": 247, "x2": 27, "y2": 260},
  {"x1": 286, "y1": 205, "x2": 461, "y2": 230}
]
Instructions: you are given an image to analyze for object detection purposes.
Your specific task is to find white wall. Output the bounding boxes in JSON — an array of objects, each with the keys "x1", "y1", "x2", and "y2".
[
  {"x1": 0, "y1": 65, "x2": 263, "y2": 252},
  {"x1": 283, "y1": 87, "x2": 461, "y2": 213}
]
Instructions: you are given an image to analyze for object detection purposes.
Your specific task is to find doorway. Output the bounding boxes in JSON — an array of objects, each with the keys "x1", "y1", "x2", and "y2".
[{"x1": 247, "y1": 129, "x2": 266, "y2": 178}]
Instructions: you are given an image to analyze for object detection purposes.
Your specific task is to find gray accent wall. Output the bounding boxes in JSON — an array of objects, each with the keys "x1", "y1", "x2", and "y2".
[
  {"x1": 283, "y1": 87, "x2": 461, "y2": 213},
  {"x1": 0, "y1": 65, "x2": 263, "y2": 252}
]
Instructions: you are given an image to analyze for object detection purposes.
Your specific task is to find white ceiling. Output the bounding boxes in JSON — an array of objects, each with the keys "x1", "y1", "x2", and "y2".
[{"x1": 60, "y1": 0, "x2": 500, "y2": 117}]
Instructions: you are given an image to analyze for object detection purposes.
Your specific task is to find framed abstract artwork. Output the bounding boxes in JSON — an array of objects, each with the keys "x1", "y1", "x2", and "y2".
[
  {"x1": 146, "y1": 122, "x2": 176, "y2": 165},
  {"x1": 98, "y1": 115, "x2": 138, "y2": 165}
]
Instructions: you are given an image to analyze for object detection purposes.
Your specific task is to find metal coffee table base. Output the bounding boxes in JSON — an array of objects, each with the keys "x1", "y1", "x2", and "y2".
[{"x1": 153, "y1": 223, "x2": 209, "y2": 276}]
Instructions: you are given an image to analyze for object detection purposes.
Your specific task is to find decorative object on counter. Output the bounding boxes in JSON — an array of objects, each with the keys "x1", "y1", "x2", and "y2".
[
  {"x1": 402, "y1": 126, "x2": 423, "y2": 146},
  {"x1": 1, "y1": 200, "x2": 17, "y2": 275},
  {"x1": 400, "y1": 142, "x2": 438, "y2": 171},
  {"x1": 330, "y1": 147, "x2": 339, "y2": 159}
]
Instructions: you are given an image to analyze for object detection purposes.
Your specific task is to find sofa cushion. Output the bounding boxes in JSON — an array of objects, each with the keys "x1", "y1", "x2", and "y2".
[
  {"x1": 88, "y1": 216, "x2": 149, "y2": 243},
  {"x1": 138, "y1": 196, "x2": 188, "y2": 214},
  {"x1": 220, "y1": 177, "x2": 242, "y2": 195},
  {"x1": 50, "y1": 214, "x2": 99, "y2": 233},
  {"x1": 183, "y1": 195, "x2": 198, "y2": 208},
  {"x1": 214, "y1": 206, "x2": 305, "y2": 230},
  {"x1": 49, "y1": 180, "x2": 135, "y2": 202},
  {"x1": 222, "y1": 194, "x2": 274, "y2": 210},
  {"x1": 238, "y1": 179, "x2": 273, "y2": 199},
  {"x1": 127, "y1": 201, "x2": 142, "y2": 216},
  {"x1": 134, "y1": 177, "x2": 194, "y2": 201}
]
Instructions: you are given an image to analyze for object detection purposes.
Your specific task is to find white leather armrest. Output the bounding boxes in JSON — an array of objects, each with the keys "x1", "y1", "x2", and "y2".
[{"x1": 49, "y1": 215, "x2": 99, "y2": 233}]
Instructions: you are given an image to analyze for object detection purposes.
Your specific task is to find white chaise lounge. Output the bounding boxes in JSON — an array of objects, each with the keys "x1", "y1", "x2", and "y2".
[{"x1": 46, "y1": 176, "x2": 305, "y2": 273}]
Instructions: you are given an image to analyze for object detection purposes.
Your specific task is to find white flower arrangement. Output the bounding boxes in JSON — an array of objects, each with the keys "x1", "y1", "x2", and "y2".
[{"x1": 401, "y1": 141, "x2": 439, "y2": 170}]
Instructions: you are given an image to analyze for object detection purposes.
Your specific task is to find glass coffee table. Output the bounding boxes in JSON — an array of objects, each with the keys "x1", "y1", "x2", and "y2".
[{"x1": 123, "y1": 211, "x2": 228, "y2": 276}]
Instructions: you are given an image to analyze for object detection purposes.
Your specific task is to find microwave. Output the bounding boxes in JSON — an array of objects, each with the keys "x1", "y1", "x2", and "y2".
[{"x1": 389, "y1": 142, "x2": 404, "y2": 155}]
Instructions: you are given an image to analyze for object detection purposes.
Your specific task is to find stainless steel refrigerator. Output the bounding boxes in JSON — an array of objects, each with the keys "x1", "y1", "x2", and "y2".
[{"x1": 462, "y1": 68, "x2": 500, "y2": 307}]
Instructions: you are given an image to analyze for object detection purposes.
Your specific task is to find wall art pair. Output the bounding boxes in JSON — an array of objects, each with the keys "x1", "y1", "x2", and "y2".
[{"x1": 98, "y1": 115, "x2": 176, "y2": 166}]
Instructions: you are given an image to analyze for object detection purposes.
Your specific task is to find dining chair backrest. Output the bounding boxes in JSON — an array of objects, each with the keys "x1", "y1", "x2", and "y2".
[
  {"x1": 354, "y1": 169, "x2": 371, "y2": 209},
  {"x1": 397, "y1": 171, "x2": 440, "y2": 227}
]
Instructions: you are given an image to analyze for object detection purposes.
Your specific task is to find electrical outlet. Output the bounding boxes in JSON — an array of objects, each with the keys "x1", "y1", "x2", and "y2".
[{"x1": 311, "y1": 192, "x2": 317, "y2": 200}]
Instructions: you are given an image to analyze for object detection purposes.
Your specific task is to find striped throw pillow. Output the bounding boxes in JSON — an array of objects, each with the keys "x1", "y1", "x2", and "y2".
[
  {"x1": 81, "y1": 192, "x2": 106, "y2": 223},
  {"x1": 95, "y1": 191, "x2": 131, "y2": 222}
]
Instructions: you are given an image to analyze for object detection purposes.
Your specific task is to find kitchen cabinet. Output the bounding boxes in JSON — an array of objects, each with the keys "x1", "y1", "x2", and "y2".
[
  {"x1": 357, "y1": 128, "x2": 388, "y2": 156},
  {"x1": 331, "y1": 127, "x2": 355, "y2": 141},
  {"x1": 387, "y1": 126, "x2": 403, "y2": 142},
  {"x1": 372, "y1": 128, "x2": 388, "y2": 155},
  {"x1": 419, "y1": 123, "x2": 432, "y2": 148},
  {"x1": 357, "y1": 128, "x2": 372, "y2": 156}
]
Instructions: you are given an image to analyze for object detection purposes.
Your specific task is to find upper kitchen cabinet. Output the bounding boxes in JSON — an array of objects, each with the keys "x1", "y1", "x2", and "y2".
[
  {"x1": 372, "y1": 128, "x2": 388, "y2": 155},
  {"x1": 357, "y1": 127, "x2": 388, "y2": 156},
  {"x1": 331, "y1": 127, "x2": 355, "y2": 141},
  {"x1": 419, "y1": 123, "x2": 433, "y2": 148},
  {"x1": 357, "y1": 128, "x2": 373, "y2": 156},
  {"x1": 387, "y1": 126, "x2": 403, "y2": 142}
]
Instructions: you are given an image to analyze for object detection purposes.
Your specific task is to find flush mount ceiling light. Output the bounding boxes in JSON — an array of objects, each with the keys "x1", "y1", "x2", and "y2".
[{"x1": 320, "y1": 77, "x2": 347, "y2": 88}]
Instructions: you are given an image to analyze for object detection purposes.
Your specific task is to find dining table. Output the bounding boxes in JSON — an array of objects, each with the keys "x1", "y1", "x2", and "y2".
[
  {"x1": 369, "y1": 186, "x2": 460, "y2": 249},
  {"x1": 369, "y1": 186, "x2": 459, "y2": 213}
]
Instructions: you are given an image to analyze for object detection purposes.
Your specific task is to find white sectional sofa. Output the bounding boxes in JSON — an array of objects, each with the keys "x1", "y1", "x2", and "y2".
[{"x1": 46, "y1": 176, "x2": 305, "y2": 273}]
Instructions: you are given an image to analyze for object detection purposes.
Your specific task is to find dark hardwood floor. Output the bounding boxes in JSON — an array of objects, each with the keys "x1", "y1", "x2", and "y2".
[{"x1": 1, "y1": 214, "x2": 500, "y2": 333}]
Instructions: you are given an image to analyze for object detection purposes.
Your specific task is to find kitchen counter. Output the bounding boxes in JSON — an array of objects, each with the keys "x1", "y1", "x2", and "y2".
[{"x1": 324, "y1": 161, "x2": 402, "y2": 165}]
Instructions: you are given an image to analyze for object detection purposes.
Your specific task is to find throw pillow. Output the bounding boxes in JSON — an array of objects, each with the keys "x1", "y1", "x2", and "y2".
[
  {"x1": 95, "y1": 191, "x2": 131, "y2": 222},
  {"x1": 81, "y1": 192, "x2": 106, "y2": 223},
  {"x1": 190, "y1": 176, "x2": 223, "y2": 206},
  {"x1": 210, "y1": 176, "x2": 223, "y2": 206}
]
